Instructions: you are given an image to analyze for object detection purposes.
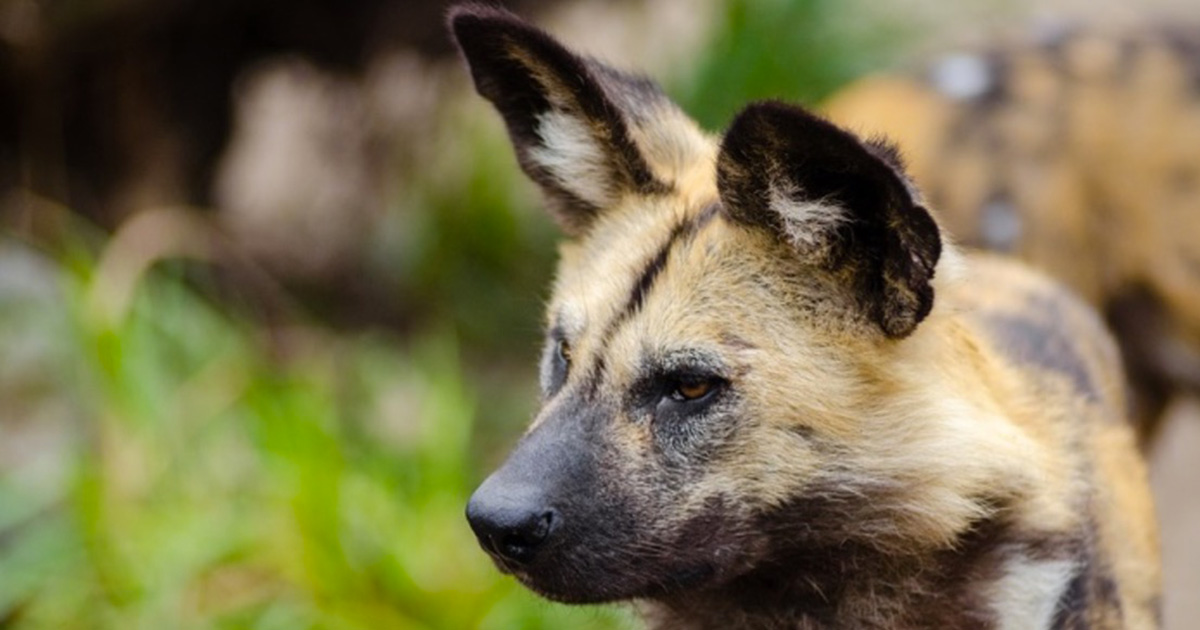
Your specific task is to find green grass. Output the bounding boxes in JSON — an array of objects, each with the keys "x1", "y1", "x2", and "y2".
[{"x1": 0, "y1": 246, "x2": 634, "y2": 629}]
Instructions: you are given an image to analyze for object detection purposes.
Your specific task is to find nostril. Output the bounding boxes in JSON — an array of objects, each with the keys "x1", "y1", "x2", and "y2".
[
  {"x1": 502, "y1": 509, "x2": 555, "y2": 546},
  {"x1": 465, "y1": 481, "x2": 561, "y2": 564},
  {"x1": 531, "y1": 509, "x2": 556, "y2": 542},
  {"x1": 495, "y1": 509, "x2": 557, "y2": 563},
  {"x1": 498, "y1": 534, "x2": 532, "y2": 562}
]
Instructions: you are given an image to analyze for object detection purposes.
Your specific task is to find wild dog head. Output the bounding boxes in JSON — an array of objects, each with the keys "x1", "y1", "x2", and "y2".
[{"x1": 449, "y1": 4, "x2": 992, "y2": 605}]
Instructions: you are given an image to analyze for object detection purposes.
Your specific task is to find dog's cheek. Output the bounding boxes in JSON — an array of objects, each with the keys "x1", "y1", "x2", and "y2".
[
  {"x1": 642, "y1": 462, "x2": 769, "y2": 581},
  {"x1": 536, "y1": 405, "x2": 762, "y2": 596}
]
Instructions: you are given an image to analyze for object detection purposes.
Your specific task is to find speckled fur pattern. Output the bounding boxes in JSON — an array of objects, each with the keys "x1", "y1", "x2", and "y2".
[
  {"x1": 823, "y1": 26, "x2": 1200, "y2": 440},
  {"x1": 450, "y1": 6, "x2": 1161, "y2": 628}
]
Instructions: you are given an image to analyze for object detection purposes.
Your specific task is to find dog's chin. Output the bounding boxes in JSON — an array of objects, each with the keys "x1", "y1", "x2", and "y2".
[
  {"x1": 519, "y1": 578, "x2": 625, "y2": 604},
  {"x1": 512, "y1": 561, "x2": 720, "y2": 604}
]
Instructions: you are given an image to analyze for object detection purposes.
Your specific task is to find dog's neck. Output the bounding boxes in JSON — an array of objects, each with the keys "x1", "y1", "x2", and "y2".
[{"x1": 641, "y1": 514, "x2": 1032, "y2": 630}]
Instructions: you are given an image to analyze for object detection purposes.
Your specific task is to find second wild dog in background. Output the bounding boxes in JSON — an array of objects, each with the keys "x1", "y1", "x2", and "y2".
[{"x1": 824, "y1": 27, "x2": 1200, "y2": 442}]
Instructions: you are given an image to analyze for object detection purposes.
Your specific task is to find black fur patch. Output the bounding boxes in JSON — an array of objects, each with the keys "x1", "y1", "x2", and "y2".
[
  {"x1": 658, "y1": 493, "x2": 1015, "y2": 629},
  {"x1": 1049, "y1": 540, "x2": 1123, "y2": 630},
  {"x1": 977, "y1": 308, "x2": 1098, "y2": 401},
  {"x1": 1052, "y1": 564, "x2": 1091, "y2": 630},
  {"x1": 447, "y1": 4, "x2": 668, "y2": 234},
  {"x1": 716, "y1": 101, "x2": 942, "y2": 338}
]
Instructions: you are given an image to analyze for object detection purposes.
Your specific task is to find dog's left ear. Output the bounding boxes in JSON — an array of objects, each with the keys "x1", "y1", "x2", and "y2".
[
  {"x1": 448, "y1": 4, "x2": 676, "y2": 235},
  {"x1": 717, "y1": 101, "x2": 942, "y2": 338}
]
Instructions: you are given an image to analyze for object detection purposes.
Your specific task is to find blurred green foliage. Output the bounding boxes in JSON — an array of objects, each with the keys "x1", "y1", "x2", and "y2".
[
  {"x1": 0, "y1": 0, "x2": 903, "y2": 627},
  {"x1": 676, "y1": 0, "x2": 908, "y2": 129},
  {"x1": 0, "y1": 244, "x2": 635, "y2": 629}
]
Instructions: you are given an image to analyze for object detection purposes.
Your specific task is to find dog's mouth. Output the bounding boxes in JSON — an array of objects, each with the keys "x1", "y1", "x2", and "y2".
[
  {"x1": 486, "y1": 553, "x2": 522, "y2": 576},
  {"x1": 498, "y1": 550, "x2": 722, "y2": 604}
]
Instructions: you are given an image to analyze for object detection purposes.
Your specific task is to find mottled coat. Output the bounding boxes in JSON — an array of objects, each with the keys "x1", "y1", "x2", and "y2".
[
  {"x1": 823, "y1": 26, "x2": 1200, "y2": 438},
  {"x1": 450, "y1": 6, "x2": 1161, "y2": 629}
]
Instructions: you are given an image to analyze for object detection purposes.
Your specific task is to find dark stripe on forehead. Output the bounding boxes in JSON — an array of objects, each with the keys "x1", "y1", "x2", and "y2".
[
  {"x1": 617, "y1": 204, "x2": 720, "y2": 327},
  {"x1": 594, "y1": 222, "x2": 684, "y2": 357},
  {"x1": 629, "y1": 223, "x2": 687, "y2": 316},
  {"x1": 589, "y1": 203, "x2": 722, "y2": 386}
]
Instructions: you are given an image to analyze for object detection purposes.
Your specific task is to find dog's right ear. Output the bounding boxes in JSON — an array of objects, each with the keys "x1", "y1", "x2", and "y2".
[{"x1": 448, "y1": 4, "x2": 672, "y2": 235}]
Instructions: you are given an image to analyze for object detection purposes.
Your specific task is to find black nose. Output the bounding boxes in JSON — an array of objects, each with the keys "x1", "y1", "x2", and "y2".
[{"x1": 466, "y1": 482, "x2": 558, "y2": 565}]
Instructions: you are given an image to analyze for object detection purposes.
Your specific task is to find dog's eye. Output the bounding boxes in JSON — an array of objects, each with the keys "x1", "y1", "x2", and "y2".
[
  {"x1": 670, "y1": 380, "x2": 714, "y2": 402},
  {"x1": 542, "y1": 336, "x2": 573, "y2": 396},
  {"x1": 665, "y1": 376, "x2": 723, "y2": 405}
]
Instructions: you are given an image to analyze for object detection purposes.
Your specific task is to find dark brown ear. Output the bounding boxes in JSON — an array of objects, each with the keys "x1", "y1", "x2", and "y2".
[
  {"x1": 447, "y1": 4, "x2": 671, "y2": 235},
  {"x1": 717, "y1": 101, "x2": 942, "y2": 338}
]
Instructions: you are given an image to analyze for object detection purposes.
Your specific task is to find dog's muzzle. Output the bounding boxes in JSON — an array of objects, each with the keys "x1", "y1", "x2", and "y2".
[{"x1": 466, "y1": 479, "x2": 560, "y2": 565}]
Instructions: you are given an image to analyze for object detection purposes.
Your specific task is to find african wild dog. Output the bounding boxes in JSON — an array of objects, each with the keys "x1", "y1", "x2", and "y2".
[
  {"x1": 822, "y1": 26, "x2": 1200, "y2": 441},
  {"x1": 449, "y1": 5, "x2": 1161, "y2": 629}
]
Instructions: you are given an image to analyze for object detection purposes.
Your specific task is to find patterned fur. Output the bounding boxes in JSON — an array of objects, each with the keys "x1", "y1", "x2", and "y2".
[
  {"x1": 823, "y1": 26, "x2": 1200, "y2": 440},
  {"x1": 450, "y1": 6, "x2": 1161, "y2": 628}
]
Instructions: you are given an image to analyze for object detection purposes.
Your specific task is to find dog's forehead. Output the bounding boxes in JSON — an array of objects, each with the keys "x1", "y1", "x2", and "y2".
[{"x1": 548, "y1": 199, "x2": 733, "y2": 338}]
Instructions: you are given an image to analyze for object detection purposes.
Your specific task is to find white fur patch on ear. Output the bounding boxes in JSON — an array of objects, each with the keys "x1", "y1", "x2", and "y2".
[
  {"x1": 528, "y1": 110, "x2": 615, "y2": 208},
  {"x1": 987, "y1": 556, "x2": 1076, "y2": 630},
  {"x1": 769, "y1": 184, "x2": 847, "y2": 254}
]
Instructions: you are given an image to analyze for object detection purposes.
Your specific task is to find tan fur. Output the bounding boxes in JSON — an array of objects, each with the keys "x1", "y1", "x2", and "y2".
[
  {"x1": 545, "y1": 195, "x2": 1160, "y2": 627},
  {"x1": 823, "y1": 27, "x2": 1200, "y2": 437},
  {"x1": 452, "y1": 7, "x2": 1161, "y2": 628}
]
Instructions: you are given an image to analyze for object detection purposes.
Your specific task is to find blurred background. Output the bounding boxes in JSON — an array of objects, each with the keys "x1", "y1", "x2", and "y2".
[{"x1": 0, "y1": 0, "x2": 1196, "y2": 628}]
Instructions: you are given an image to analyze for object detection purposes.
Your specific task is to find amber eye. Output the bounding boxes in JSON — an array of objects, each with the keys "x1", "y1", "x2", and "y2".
[
  {"x1": 670, "y1": 379, "x2": 714, "y2": 402},
  {"x1": 557, "y1": 339, "x2": 572, "y2": 364}
]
